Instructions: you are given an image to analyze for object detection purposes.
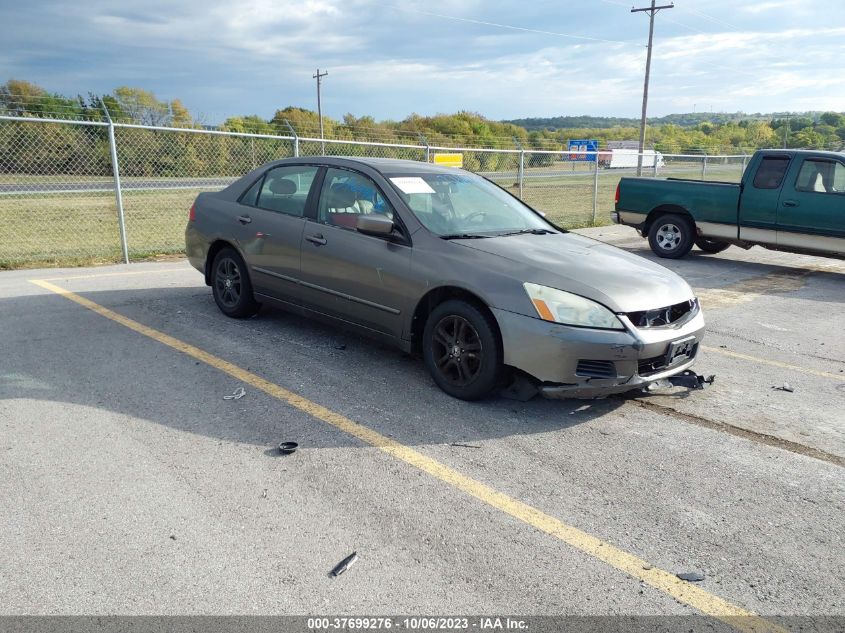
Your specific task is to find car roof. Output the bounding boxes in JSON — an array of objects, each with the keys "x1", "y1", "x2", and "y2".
[{"x1": 270, "y1": 155, "x2": 472, "y2": 176}]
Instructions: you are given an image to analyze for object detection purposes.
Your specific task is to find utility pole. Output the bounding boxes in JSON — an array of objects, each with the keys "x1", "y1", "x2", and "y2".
[
  {"x1": 632, "y1": 0, "x2": 673, "y2": 176},
  {"x1": 783, "y1": 113, "x2": 791, "y2": 148},
  {"x1": 313, "y1": 68, "x2": 328, "y2": 154}
]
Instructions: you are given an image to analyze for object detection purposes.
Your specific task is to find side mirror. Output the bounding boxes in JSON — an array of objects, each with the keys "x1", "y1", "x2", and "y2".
[{"x1": 356, "y1": 214, "x2": 394, "y2": 236}]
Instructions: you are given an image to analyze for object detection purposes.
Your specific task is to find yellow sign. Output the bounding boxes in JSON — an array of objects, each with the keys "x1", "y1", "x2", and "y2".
[{"x1": 433, "y1": 153, "x2": 463, "y2": 168}]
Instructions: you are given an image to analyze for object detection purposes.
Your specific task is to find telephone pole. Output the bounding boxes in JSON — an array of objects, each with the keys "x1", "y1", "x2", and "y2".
[
  {"x1": 631, "y1": 0, "x2": 673, "y2": 176},
  {"x1": 313, "y1": 68, "x2": 328, "y2": 154}
]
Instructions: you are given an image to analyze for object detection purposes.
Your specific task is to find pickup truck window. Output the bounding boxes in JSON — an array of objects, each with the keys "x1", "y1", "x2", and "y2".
[
  {"x1": 752, "y1": 156, "x2": 791, "y2": 190},
  {"x1": 795, "y1": 159, "x2": 845, "y2": 194}
]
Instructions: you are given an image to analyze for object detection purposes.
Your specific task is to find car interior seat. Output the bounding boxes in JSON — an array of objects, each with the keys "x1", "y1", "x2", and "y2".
[
  {"x1": 262, "y1": 178, "x2": 305, "y2": 216},
  {"x1": 325, "y1": 182, "x2": 360, "y2": 229}
]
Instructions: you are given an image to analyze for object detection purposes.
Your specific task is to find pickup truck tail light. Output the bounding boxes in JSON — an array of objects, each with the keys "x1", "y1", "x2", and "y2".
[
  {"x1": 188, "y1": 202, "x2": 196, "y2": 222},
  {"x1": 614, "y1": 183, "x2": 620, "y2": 205}
]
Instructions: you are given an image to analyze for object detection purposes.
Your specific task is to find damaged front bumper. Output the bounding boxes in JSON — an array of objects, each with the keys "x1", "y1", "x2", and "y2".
[{"x1": 491, "y1": 306, "x2": 707, "y2": 399}]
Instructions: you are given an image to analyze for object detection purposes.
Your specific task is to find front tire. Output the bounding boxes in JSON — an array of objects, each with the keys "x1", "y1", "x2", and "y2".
[
  {"x1": 695, "y1": 237, "x2": 730, "y2": 254},
  {"x1": 211, "y1": 248, "x2": 259, "y2": 318},
  {"x1": 647, "y1": 213, "x2": 694, "y2": 259},
  {"x1": 423, "y1": 300, "x2": 502, "y2": 401}
]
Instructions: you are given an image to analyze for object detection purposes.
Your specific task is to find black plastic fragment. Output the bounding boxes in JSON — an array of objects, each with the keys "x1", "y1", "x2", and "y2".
[
  {"x1": 676, "y1": 571, "x2": 705, "y2": 582},
  {"x1": 665, "y1": 371, "x2": 715, "y2": 390},
  {"x1": 330, "y1": 552, "x2": 358, "y2": 577},
  {"x1": 278, "y1": 441, "x2": 299, "y2": 454}
]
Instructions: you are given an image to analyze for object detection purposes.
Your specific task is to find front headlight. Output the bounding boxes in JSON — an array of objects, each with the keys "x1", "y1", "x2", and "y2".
[{"x1": 523, "y1": 283, "x2": 625, "y2": 330}]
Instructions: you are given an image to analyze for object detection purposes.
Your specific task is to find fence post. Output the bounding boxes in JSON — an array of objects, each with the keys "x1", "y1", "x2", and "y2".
[
  {"x1": 102, "y1": 105, "x2": 129, "y2": 264},
  {"x1": 512, "y1": 138, "x2": 525, "y2": 199},
  {"x1": 592, "y1": 153, "x2": 599, "y2": 224},
  {"x1": 283, "y1": 119, "x2": 299, "y2": 157},
  {"x1": 418, "y1": 134, "x2": 430, "y2": 163},
  {"x1": 652, "y1": 152, "x2": 658, "y2": 177},
  {"x1": 250, "y1": 137, "x2": 256, "y2": 169},
  {"x1": 701, "y1": 155, "x2": 708, "y2": 180}
]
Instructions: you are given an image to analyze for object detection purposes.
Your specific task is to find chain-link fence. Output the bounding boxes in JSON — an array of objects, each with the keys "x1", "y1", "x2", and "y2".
[{"x1": 0, "y1": 115, "x2": 751, "y2": 269}]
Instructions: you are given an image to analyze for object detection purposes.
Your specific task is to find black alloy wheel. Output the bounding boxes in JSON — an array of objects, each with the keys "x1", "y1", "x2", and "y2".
[
  {"x1": 423, "y1": 299, "x2": 502, "y2": 400},
  {"x1": 211, "y1": 248, "x2": 259, "y2": 318}
]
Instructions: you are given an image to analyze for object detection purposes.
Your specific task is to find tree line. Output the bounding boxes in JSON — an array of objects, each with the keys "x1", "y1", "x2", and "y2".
[{"x1": 2, "y1": 79, "x2": 844, "y2": 179}]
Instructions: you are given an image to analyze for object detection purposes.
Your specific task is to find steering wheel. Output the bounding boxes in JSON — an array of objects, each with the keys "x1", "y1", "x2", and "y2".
[{"x1": 463, "y1": 211, "x2": 488, "y2": 224}]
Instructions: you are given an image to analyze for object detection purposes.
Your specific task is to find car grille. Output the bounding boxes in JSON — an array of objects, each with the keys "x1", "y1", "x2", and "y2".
[
  {"x1": 575, "y1": 360, "x2": 617, "y2": 378},
  {"x1": 626, "y1": 299, "x2": 698, "y2": 328}
]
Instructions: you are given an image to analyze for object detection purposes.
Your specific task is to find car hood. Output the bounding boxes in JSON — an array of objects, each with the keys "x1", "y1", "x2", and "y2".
[{"x1": 456, "y1": 232, "x2": 695, "y2": 313}]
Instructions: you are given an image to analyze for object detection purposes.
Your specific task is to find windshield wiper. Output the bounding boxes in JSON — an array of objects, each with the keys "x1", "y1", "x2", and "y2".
[
  {"x1": 496, "y1": 228, "x2": 556, "y2": 237},
  {"x1": 440, "y1": 233, "x2": 491, "y2": 240}
]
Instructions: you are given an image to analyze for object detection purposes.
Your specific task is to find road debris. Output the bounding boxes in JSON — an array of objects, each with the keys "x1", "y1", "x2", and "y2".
[
  {"x1": 223, "y1": 387, "x2": 246, "y2": 400},
  {"x1": 676, "y1": 571, "x2": 705, "y2": 582},
  {"x1": 450, "y1": 442, "x2": 482, "y2": 449},
  {"x1": 772, "y1": 383, "x2": 795, "y2": 393},
  {"x1": 278, "y1": 441, "x2": 299, "y2": 454},
  {"x1": 647, "y1": 371, "x2": 715, "y2": 392},
  {"x1": 169, "y1": 535, "x2": 177, "y2": 541},
  {"x1": 262, "y1": 489, "x2": 267, "y2": 499},
  {"x1": 330, "y1": 552, "x2": 358, "y2": 577}
]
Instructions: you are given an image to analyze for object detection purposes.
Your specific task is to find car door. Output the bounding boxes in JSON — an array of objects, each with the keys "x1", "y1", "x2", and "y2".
[
  {"x1": 738, "y1": 154, "x2": 792, "y2": 245},
  {"x1": 777, "y1": 156, "x2": 845, "y2": 254},
  {"x1": 236, "y1": 164, "x2": 320, "y2": 304},
  {"x1": 298, "y1": 167, "x2": 413, "y2": 338}
]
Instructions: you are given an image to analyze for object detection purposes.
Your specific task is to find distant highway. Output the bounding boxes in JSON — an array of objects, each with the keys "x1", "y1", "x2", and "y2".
[
  {"x1": 1, "y1": 165, "x2": 726, "y2": 195},
  {"x1": 0, "y1": 177, "x2": 237, "y2": 195}
]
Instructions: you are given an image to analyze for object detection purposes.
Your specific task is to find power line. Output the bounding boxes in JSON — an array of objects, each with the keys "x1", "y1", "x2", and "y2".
[{"x1": 393, "y1": 6, "x2": 638, "y2": 46}]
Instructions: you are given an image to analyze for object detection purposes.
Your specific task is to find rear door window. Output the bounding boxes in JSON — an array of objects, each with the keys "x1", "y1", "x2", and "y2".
[
  {"x1": 795, "y1": 159, "x2": 845, "y2": 194},
  {"x1": 255, "y1": 165, "x2": 319, "y2": 217},
  {"x1": 752, "y1": 156, "x2": 791, "y2": 190}
]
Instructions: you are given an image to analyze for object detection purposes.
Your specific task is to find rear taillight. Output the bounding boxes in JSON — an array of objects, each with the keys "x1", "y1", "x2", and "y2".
[
  {"x1": 614, "y1": 183, "x2": 620, "y2": 205},
  {"x1": 189, "y1": 202, "x2": 196, "y2": 221}
]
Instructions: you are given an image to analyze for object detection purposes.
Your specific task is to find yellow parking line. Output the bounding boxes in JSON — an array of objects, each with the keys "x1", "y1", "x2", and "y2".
[
  {"x1": 30, "y1": 278, "x2": 785, "y2": 633},
  {"x1": 702, "y1": 345, "x2": 845, "y2": 382},
  {"x1": 40, "y1": 267, "x2": 190, "y2": 281}
]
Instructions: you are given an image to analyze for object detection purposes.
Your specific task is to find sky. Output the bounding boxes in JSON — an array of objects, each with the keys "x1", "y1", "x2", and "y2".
[{"x1": 2, "y1": 0, "x2": 843, "y2": 124}]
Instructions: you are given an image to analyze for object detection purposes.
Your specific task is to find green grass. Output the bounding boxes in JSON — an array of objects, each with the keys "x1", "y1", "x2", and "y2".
[
  {"x1": 0, "y1": 163, "x2": 745, "y2": 269},
  {"x1": 0, "y1": 188, "x2": 199, "y2": 269}
]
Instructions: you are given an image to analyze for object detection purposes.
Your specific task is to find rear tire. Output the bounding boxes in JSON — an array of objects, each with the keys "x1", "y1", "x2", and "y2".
[
  {"x1": 647, "y1": 213, "x2": 694, "y2": 259},
  {"x1": 423, "y1": 300, "x2": 502, "y2": 401},
  {"x1": 695, "y1": 237, "x2": 730, "y2": 254},
  {"x1": 211, "y1": 248, "x2": 259, "y2": 318}
]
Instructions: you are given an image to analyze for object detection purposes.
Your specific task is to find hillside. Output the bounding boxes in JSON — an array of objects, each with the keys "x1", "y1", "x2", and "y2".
[{"x1": 505, "y1": 112, "x2": 827, "y2": 130}]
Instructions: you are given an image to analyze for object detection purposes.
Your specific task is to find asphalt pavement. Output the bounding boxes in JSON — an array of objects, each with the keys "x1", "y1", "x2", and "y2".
[{"x1": 0, "y1": 227, "x2": 842, "y2": 627}]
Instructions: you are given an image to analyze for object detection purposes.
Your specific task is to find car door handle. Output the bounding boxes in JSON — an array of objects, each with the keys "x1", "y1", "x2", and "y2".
[
  {"x1": 236, "y1": 215, "x2": 252, "y2": 224},
  {"x1": 305, "y1": 233, "x2": 327, "y2": 246},
  {"x1": 782, "y1": 200, "x2": 799, "y2": 208}
]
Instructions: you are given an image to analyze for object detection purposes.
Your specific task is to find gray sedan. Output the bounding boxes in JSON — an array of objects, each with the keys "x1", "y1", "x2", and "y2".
[{"x1": 186, "y1": 157, "x2": 704, "y2": 400}]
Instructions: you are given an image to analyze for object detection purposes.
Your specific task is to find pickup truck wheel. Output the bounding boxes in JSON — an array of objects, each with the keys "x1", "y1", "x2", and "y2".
[
  {"x1": 694, "y1": 237, "x2": 730, "y2": 254},
  {"x1": 648, "y1": 214, "x2": 694, "y2": 259}
]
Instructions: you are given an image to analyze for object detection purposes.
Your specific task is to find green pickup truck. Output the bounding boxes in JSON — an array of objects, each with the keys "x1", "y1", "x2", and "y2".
[{"x1": 614, "y1": 149, "x2": 845, "y2": 259}]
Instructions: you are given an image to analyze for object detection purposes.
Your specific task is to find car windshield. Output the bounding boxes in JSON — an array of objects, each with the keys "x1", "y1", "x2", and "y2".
[{"x1": 386, "y1": 172, "x2": 557, "y2": 237}]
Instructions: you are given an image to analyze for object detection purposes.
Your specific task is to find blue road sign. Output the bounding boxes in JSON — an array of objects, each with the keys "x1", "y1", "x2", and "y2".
[{"x1": 568, "y1": 139, "x2": 598, "y2": 161}]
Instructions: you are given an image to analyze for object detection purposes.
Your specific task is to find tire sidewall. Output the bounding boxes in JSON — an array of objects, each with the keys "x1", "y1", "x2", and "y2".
[
  {"x1": 422, "y1": 300, "x2": 502, "y2": 401},
  {"x1": 695, "y1": 237, "x2": 730, "y2": 253},
  {"x1": 648, "y1": 213, "x2": 694, "y2": 259},
  {"x1": 211, "y1": 248, "x2": 258, "y2": 318}
]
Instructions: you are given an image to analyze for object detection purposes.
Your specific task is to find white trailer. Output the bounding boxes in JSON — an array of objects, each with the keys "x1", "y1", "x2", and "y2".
[{"x1": 599, "y1": 149, "x2": 665, "y2": 169}]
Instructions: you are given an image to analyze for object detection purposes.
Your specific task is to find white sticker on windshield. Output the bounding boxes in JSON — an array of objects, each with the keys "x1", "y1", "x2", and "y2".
[{"x1": 390, "y1": 177, "x2": 435, "y2": 194}]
